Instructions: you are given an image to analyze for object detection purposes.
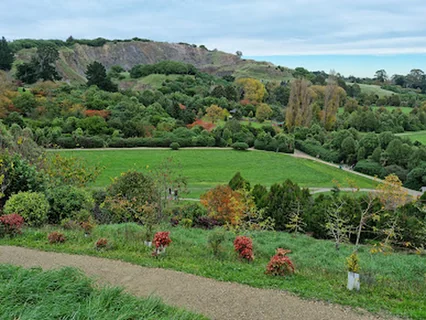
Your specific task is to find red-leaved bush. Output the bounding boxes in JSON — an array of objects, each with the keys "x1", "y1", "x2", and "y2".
[
  {"x1": 95, "y1": 238, "x2": 108, "y2": 249},
  {"x1": 0, "y1": 214, "x2": 24, "y2": 237},
  {"x1": 266, "y1": 248, "x2": 295, "y2": 276},
  {"x1": 153, "y1": 231, "x2": 172, "y2": 249},
  {"x1": 234, "y1": 236, "x2": 254, "y2": 262},
  {"x1": 48, "y1": 232, "x2": 66, "y2": 244}
]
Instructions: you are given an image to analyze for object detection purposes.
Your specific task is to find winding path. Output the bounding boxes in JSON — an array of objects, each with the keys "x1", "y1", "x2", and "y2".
[{"x1": 0, "y1": 246, "x2": 397, "y2": 320}]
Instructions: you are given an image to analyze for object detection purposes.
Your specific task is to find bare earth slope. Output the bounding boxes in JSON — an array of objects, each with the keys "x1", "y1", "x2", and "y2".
[{"x1": 0, "y1": 246, "x2": 397, "y2": 320}]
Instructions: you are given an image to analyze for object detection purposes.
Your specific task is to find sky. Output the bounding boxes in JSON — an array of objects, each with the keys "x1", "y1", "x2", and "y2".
[{"x1": 2, "y1": 0, "x2": 426, "y2": 77}]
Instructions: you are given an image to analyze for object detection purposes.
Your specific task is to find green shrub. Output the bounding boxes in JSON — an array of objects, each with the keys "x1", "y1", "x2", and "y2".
[
  {"x1": 207, "y1": 228, "x2": 227, "y2": 257},
  {"x1": 232, "y1": 142, "x2": 249, "y2": 150},
  {"x1": 295, "y1": 140, "x2": 339, "y2": 163},
  {"x1": 47, "y1": 185, "x2": 94, "y2": 224},
  {"x1": 170, "y1": 142, "x2": 180, "y2": 150},
  {"x1": 354, "y1": 160, "x2": 385, "y2": 178},
  {"x1": 181, "y1": 218, "x2": 193, "y2": 228},
  {"x1": 4, "y1": 192, "x2": 49, "y2": 226}
]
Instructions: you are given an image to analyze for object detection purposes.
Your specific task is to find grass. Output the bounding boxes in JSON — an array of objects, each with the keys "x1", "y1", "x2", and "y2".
[
  {"x1": 53, "y1": 149, "x2": 377, "y2": 198},
  {"x1": 396, "y1": 130, "x2": 426, "y2": 144},
  {"x1": 0, "y1": 263, "x2": 206, "y2": 320},
  {"x1": 2, "y1": 224, "x2": 425, "y2": 319},
  {"x1": 348, "y1": 83, "x2": 395, "y2": 98},
  {"x1": 371, "y1": 106, "x2": 413, "y2": 114}
]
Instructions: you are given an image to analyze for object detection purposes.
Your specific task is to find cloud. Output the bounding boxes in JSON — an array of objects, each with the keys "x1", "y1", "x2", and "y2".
[{"x1": 2, "y1": 0, "x2": 426, "y2": 56}]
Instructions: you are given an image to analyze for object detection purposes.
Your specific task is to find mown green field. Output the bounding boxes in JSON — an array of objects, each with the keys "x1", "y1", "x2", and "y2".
[
  {"x1": 396, "y1": 130, "x2": 426, "y2": 144},
  {"x1": 54, "y1": 149, "x2": 376, "y2": 198},
  {"x1": 2, "y1": 224, "x2": 425, "y2": 319}
]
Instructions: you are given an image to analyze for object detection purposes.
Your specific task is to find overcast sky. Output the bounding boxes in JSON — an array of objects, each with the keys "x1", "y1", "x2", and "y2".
[{"x1": 2, "y1": 0, "x2": 426, "y2": 77}]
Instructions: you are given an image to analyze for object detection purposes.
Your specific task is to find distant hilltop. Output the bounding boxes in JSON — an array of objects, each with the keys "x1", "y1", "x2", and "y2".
[{"x1": 11, "y1": 38, "x2": 293, "y2": 83}]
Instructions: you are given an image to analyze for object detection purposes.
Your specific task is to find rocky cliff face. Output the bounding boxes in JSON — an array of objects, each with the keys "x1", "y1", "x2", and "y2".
[{"x1": 57, "y1": 41, "x2": 242, "y2": 81}]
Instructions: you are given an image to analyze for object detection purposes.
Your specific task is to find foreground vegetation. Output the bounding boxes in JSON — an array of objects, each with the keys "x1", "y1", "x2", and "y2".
[
  {"x1": 1, "y1": 224, "x2": 425, "y2": 319},
  {"x1": 55, "y1": 149, "x2": 377, "y2": 198},
  {"x1": 0, "y1": 264, "x2": 206, "y2": 320}
]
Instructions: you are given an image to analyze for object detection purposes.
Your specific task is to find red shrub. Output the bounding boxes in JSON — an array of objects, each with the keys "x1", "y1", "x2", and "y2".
[
  {"x1": 266, "y1": 248, "x2": 295, "y2": 276},
  {"x1": 84, "y1": 110, "x2": 111, "y2": 119},
  {"x1": 187, "y1": 119, "x2": 216, "y2": 131},
  {"x1": 48, "y1": 232, "x2": 66, "y2": 244},
  {"x1": 95, "y1": 238, "x2": 108, "y2": 249},
  {"x1": 153, "y1": 231, "x2": 172, "y2": 249},
  {"x1": 234, "y1": 236, "x2": 254, "y2": 262},
  {"x1": 0, "y1": 214, "x2": 24, "y2": 237}
]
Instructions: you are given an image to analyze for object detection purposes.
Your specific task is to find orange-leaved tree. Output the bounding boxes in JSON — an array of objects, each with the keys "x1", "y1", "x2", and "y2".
[{"x1": 200, "y1": 185, "x2": 247, "y2": 225}]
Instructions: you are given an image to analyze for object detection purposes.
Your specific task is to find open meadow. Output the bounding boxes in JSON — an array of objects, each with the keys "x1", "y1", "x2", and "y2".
[{"x1": 54, "y1": 149, "x2": 377, "y2": 198}]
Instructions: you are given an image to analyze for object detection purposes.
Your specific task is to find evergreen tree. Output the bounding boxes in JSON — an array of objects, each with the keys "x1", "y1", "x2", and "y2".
[
  {"x1": 86, "y1": 61, "x2": 118, "y2": 92},
  {"x1": 0, "y1": 37, "x2": 14, "y2": 71}
]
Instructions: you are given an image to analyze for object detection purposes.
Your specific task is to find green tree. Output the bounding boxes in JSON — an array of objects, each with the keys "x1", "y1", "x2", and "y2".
[
  {"x1": 0, "y1": 37, "x2": 14, "y2": 71},
  {"x1": 229, "y1": 172, "x2": 250, "y2": 191},
  {"x1": 16, "y1": 44, "x2": 61, "y2": 83},
  {"x1": 35, "y1": 44, "x2": 61, "y2": 81},
  {"x1": 86, "y1": 61, "x2": 118, "y2": 92},
  {"x1": 255, "y1": 103, "x2": 273, "y2": 122},
  {"x1": 374, "y1": 69, "x2": 388, "y2": 83}
]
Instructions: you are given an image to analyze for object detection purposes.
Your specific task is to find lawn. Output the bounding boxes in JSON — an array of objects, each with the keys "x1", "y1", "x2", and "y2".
[
  {"x1": 2, "y1": 224, "x2": 425, "y2": 319},
  {"x1": 396, "y1": 130, "x2": 426, "y2": 145},
  {"x1": 0, "y1": 264, "x2": 206, "y2": 320},
  {"x1": 53, "y1": 149, "x2": 377, "y2": 198}
]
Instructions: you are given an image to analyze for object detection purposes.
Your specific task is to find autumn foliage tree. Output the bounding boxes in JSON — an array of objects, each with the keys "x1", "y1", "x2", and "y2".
[
  {"x1": 285, "y1": 79, "x2": 314, "y2": 130},
  {"x1": 236, "y1": 78, "x2": 266, "y2": 104},
  {"x1": 205, "y1": 104, "x2": 223, "y2": 123},
  {"x1": 322, "y1": 72, "x2": 346, "y2": 130},
  {"x1": 200, "y1": 185, "x2": 247, "y2": 225}
]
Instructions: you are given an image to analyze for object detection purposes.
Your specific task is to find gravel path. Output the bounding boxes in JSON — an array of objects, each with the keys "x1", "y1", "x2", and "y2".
[{"x1": 0, "y1": 246, "x2": 397, "y2": 320}]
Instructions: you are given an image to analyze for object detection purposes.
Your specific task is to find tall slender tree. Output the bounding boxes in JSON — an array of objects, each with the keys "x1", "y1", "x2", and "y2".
[
  {"x1": 285, "y1": 78, "x2": 313, "y2": 130},
  {"x1": 0, "y1": 37, "x2": 14, "y2": 71}
]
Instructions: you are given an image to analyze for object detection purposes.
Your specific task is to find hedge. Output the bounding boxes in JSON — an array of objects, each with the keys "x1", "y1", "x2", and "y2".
[{"x1": 295, "y1": 140, "x2": 339, "y2": 163}]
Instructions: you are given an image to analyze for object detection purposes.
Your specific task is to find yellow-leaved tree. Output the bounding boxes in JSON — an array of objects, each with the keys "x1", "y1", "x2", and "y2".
[
  {"x1": 236, "y1": 78, "x2": 266, "y2": 104},
  {"x1": 285, "y1": 79, "x2": 314, "y2": 130},
  {"x1": 205, "y1": 104, "x2": 223, "y2": 124}
]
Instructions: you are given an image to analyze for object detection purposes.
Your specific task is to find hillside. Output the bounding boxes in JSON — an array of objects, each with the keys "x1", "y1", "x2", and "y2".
[{"x1": 14, "y1": 41, "x2": 293, "y2": 83}]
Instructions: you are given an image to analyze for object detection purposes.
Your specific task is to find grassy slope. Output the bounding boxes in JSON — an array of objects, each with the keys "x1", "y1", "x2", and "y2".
[
  {"x1": 2, "y1": 224, "x2": 425, "y2": 319},
  {"x1": 356, "y1": 84, "x2": 395, "y2": 97},
  {"x1": 54, "y1": 149, "x2": 377, "y2": 198},
  {"x1": 396, "y1": 130, "x2": 426, "y2": 144},
  {"x1": 0, "y1": 264, "x2": 206, "y2": 320}
]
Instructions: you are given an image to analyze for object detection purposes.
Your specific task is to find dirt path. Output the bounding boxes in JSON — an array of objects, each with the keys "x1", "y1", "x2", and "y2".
[
  {"x1": 293, "y1": 150, "x2": 422, "y2": 197},
  {"x1": 0, "y1": 246, "x2": 396, "y2": 320}
]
